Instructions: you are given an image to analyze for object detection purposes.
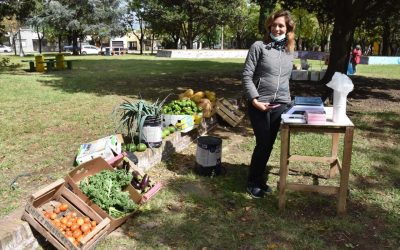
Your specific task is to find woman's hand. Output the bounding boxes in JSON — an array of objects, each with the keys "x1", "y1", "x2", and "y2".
[{"x1": 252, "y1": 98, "x2": 271, "y2": 111}]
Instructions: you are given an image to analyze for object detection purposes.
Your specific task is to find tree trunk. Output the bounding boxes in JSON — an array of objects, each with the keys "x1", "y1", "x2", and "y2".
[
  {"x1": 320, "y1": 1, "x2": 359, "y2": 89},
  {"x1": 381, "y1": 22, "x2": 390, "y2": 56},
  {"x1": 186, "y1": 18, "x2": 193, "y2": 49},
  {"x1": 173, "y1": 37, "x2": 179, "y2": 49},
  {"x1": 18, "y1": 29, "x2": 25, "y2": 57},
  {"x1": 36, "y1": 27, "x2": 42, "y2": 54},
  {"x1": 151, "y1": 33, "x2": 154, "y2": 54},
  {"x1": 139, "y1": 18, "x2": 144, "y2": 55},
  {"x1": 257, "y1": 0, "x2": 277, "y2": 35},
  {"x1": 58, "y1": 35, "x2": 62, "y2": 53},
  {"x1": 140, "y1": 36, "x2": 144, "y2": 55},
  {"x1": 13, "y1": 33, "x2": 18, "y2": 56},
  {"x1": 319, "y1": 38, "x2": 327, "y2": 52},
  {"x1": 236, "y1": 33, "x2": 242, "y2": 49},
  {"x1": 72, "y1": 35, "x2": 79, "y2": 55}
]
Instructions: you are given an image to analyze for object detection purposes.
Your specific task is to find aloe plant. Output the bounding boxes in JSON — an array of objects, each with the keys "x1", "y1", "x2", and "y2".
[{"x1": 113, "y1": 96, "x2": 168, "y2": 142}]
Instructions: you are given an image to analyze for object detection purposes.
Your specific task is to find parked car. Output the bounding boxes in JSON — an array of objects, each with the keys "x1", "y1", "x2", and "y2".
[
  {"x1": 63, "y1": 45, "x2": 99, "y2": 55},
  {"x1": 0, "y1": 44, "x2": 12, "y2": 52},
  {"x1": 81, "y1": 45, "x2": 100, "y2": 55}
]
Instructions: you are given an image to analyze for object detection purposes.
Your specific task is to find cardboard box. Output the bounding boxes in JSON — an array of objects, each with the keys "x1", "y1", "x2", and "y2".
[
  {"x1": 75, "y1": 135, "x2": 123, "y2": 165},
  {"x1": 64, "y1": 157, "x2": 142, "y2": 233},
  {"x1": 22, "y1": 179, "x2": 110, "y2": 250}
]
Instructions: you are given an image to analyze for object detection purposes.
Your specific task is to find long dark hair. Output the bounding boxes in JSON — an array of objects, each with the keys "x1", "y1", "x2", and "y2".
[{"x1": 264, "y1": 10, "x2": 296, "y2": 52}]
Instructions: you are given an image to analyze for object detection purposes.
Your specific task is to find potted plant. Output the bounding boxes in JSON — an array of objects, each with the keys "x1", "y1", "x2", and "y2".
[{"x1": 114, "y1": 97, "x2": 168, "y2": 149}]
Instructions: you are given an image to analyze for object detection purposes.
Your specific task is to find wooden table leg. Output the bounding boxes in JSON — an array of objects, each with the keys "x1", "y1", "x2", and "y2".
[
  {"x1": 329, "y1": 133, "x2": 340, "y2": 178},
  {"x1": 279, "y1": 125, "x2": 290, "y2": 210},
  {"x1": 337, "y1": 127, "x2": 354, "y2": 215}
]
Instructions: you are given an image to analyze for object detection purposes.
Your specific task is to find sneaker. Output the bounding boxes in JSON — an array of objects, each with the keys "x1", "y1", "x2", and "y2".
[
  {"x1": 260, "y1": 184, "x2": 272, "y2": 193},
  {"x1": 246, "y1": 186, "x2": 265, "y2": 199}
]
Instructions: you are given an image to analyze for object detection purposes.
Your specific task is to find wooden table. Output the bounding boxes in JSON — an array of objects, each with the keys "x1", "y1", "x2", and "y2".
[{"x1": 278, "y1": 107, "x2": 354, "y2": 214}]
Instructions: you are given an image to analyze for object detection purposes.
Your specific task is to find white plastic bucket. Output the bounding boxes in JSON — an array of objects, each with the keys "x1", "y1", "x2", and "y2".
[
  {"x1": 195, "y1": 136, "x2": 222, "y2": 176},
  {"x1": 141, "y1": 116, "x2": 162, "y2": 148},
  {"x1": 332, "y1": 90, "x2": 347, "y2": 123}
]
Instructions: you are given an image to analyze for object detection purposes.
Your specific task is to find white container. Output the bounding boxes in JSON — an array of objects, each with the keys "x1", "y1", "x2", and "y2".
[
  {"x1": 310, "y1": 71, "x2": 320, "y2": 81},
  {"x1": 291, "y1": 70, "x2": 309, "y2": 81},
  {"x1": 195, "y1": 136, "x2": 222, "y2": 176},
  {"x1": 332, "y1": 90, "x2": 347, "y2": 123},
  {"x1": 141, "y1": 116, "x2": 162, "y2": 148}
]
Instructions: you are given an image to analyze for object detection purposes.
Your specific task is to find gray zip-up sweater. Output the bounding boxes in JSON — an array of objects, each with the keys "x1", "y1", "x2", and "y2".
[{"x1": 242, "y1": 41, "x2": 294, "y2": 103}]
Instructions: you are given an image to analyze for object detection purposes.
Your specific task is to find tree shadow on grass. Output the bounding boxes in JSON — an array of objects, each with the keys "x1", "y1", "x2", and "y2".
[
  {"x1": 349, "y1": 75, "x2": 400, "y2": 102},
  {"x1": 347, "y1": 110, "x2": 400, "y2": 137},
  {"x1": 290, "y1": 75, "x2": 400, "y2": 102},
  {"x1": 104, "y1": 150, "x2": 400, "y2": 249},
  {"x1": 34, "y1": 58, "x2": 244, "y2": 101},
  {"x1": 352, "y1": 143, "x2": 400, "y2": 190}
]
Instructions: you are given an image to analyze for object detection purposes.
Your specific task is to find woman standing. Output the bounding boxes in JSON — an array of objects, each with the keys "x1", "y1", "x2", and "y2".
[
  {"x1": 351, "y1": 45, "x2": 362, "y2": 74},
  {"x1": 242, "y1": 10, "x2": 296, "y2": 198}
]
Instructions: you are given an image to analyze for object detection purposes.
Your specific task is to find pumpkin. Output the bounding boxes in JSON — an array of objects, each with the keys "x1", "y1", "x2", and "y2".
[{"x1": 183, "y1": 89, "x2": 194, "y2": 98}]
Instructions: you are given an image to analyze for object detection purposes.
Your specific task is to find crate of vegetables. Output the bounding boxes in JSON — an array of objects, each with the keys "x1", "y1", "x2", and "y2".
[
  {"x1": 64, "y1": 157, "x2": 142, "y2": 233},
  {"x1": 162, "y1": 99, "x2": 201, "y2": 133},
  {"x1": 22, "y1": 179, "x2": 110, "y2": 250},
  {"x1": 110, "y1": 153, "x2": 163, "y2": 203}
]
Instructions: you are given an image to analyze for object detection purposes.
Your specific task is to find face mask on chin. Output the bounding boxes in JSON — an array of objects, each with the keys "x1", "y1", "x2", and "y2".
[{"x1": 270, "y1": 32, "x2": 286, "y2": 42}]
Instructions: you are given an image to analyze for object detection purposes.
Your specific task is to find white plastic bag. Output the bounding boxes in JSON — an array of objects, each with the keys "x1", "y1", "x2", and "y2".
[{"x1": 326, "y1": 72, "x2": 354, "y2": 123}]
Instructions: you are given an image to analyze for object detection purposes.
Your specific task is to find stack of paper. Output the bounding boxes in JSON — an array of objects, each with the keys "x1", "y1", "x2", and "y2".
[
  {"x1": 305, "y1": 110, "x2": 326, "y2": 125},
  {"x1": 281, "y1": 96, "x2": 325, "y2": 124}
]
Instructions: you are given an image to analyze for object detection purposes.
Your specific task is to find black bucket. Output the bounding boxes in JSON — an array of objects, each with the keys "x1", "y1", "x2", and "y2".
[
  {"x1": 141, "y1": 115, "x2": 162, "y2": 148},
  {"x1": 195, "y1": 136, "x2": 223, "y2": 176}
]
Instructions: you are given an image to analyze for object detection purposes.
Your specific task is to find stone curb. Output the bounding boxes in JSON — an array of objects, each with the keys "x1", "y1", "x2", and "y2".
[{"x1": 0, "y1": 207, "x2": 38, "y2": 250}]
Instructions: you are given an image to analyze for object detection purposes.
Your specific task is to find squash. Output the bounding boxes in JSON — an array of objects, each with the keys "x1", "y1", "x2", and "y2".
[
  {"x1": 198, "y1": 98, "x2": 213, "y2": 118},
  {"x1": 190, "y1": 95, "x2": 202, "y2": 103},
  {"x1": 192, "y1": 91, "x2": 205, "y2": 99},
  {"x1": 190, "y1": 91, "x2": 205, "y2": 103},
  {"x1": 205, "y1": 91, "x2": 216, "y2": 102},
  {"x1": 179, "y1": 93, "x2": 190, "y2": 100},
  {"x1": 183, "y1": 89, "x2": 194, "y2": 98}
]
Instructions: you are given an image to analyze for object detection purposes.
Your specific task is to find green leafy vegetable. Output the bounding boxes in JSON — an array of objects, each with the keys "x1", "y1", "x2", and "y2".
[{"x1": 79, "y1": 169, "x2": 136, "y2": 218}]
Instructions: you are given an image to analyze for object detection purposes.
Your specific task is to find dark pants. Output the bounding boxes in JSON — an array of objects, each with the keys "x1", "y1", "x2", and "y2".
[{"x1": 247, "y1": 103, "x2": 287, "y2": 187}]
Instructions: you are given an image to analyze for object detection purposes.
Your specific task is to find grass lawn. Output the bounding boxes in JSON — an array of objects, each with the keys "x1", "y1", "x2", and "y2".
[{"x1": 0, "y1": 54, "x2": 399, "y2": 249}]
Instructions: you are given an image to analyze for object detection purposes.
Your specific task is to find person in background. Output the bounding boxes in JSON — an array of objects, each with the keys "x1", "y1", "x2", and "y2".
[
  {"x1": 351, "y1": 45, "x2": 362, "y2": 74},
  {"x1": 242, "y1": 10, "x2": 296, "y2": 198}
]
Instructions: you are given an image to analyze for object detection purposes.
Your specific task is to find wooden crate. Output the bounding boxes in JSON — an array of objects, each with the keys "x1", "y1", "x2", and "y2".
[
  {"x1": 215, "y1": 98, "x2": 245, "y2": 127},
  {"x1": 108, "y1": 153, "x2": 163, "y2": 203},
  {"x1": 22, "y1": 179, "x2": 110, "y2": 250},
  {"x1": 64, "y1": 157, "x2": 142, "y2": 233}
]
